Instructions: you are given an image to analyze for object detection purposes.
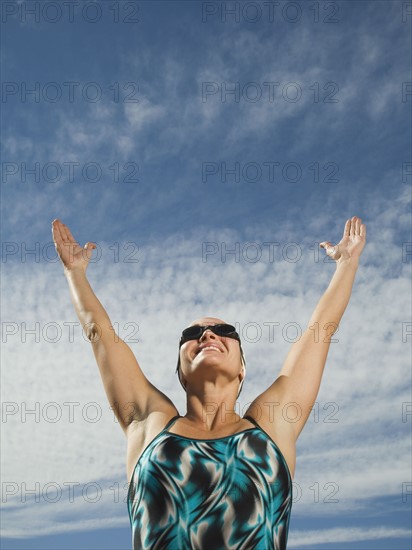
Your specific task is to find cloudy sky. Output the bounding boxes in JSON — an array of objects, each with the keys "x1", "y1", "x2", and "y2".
[{"x1": 1, "y1": 0, "x2": 411, "y2": 548}]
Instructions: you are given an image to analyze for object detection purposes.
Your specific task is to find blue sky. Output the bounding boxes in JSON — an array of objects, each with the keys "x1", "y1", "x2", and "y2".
[{"x1": 1, "y1": 0, "x2": 411, "y2": 548}]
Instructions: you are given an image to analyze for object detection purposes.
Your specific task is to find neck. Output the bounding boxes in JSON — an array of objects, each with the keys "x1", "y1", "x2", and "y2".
[{"x1": 184, "y1": 392, "x2": 241, "y2": 430}]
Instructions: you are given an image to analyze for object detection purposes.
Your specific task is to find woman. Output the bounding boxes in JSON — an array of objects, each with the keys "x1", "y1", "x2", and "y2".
[{"x1": 52, "y1": 216, "x2": 366, "y2": 549}]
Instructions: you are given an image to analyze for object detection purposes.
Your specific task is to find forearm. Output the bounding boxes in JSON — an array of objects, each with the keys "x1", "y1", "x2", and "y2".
[
  {"x1": 308, "y1": 257, "x2": 359, "y2": 329},
  {"x1": 64, "y1": 268, "x2": 111, "y2": 337}
]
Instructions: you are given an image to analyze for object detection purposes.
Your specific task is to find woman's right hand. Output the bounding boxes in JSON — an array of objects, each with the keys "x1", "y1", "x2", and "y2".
[{"x1": 52, "y1": 219, "x2": 97, "y2": 273}]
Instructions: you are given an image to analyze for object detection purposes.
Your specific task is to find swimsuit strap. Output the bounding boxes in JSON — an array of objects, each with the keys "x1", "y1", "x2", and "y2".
[
  {"x1": 163, "y1": 414, "x2": 181, "y2": 432},
  {"x1": 164, "y1": 415, "x2": 259, "y2": 435},
  {"x1": 244, "y1": 414, "x2": 259, "y2": 427}
]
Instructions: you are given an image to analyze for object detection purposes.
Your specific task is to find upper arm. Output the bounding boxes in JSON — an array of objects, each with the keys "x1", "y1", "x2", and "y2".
[
  {"x1": 245, "y1": 325, "x2": 334, "y2": 441},
  {"x1": 88, "y1": 318, "x2": 177, "y2": 433}
]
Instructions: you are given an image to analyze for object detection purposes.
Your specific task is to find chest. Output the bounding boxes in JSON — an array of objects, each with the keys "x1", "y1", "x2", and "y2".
[
  {"x1": 129, "y1": 430, "x2": 292, "y2": 507},
  {"x1": 127, "y1": 419, "x2": 296, "y2": 483}
]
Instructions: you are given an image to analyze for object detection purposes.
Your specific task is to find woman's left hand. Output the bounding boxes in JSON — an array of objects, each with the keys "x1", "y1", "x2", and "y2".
[{"x1": 319, "y1": 216, "x2": 367, "y2": 263}]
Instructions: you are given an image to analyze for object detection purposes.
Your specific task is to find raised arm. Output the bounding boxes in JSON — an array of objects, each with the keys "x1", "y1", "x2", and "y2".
[
  {"x1": 245, "y1": 216, "x2": 367, "y2": 441},
  {"x1": 52, "y1": 219, "x2": 176, "y2": 434}
]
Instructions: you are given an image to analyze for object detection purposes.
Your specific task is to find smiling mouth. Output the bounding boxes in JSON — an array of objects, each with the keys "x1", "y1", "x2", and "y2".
[{"x1": 198, "y1": 346, "x2": 222, "y2": 353}]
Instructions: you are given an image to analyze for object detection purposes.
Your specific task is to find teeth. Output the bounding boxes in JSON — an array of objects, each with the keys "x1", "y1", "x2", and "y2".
[{"x1": 200, "y1": 346, "x2": 221, "y2": 352}]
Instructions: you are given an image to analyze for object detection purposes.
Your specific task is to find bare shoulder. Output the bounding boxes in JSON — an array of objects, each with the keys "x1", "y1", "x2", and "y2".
[
  {"x1": 243, "y1": 378, "x2": 297, "y2": 480},
  {"x1": 125, "y1": 404, "x2": 179, "y2": 484}
]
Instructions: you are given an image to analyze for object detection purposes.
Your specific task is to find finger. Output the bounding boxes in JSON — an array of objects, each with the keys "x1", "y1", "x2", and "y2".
[
  {"x1": 54, "y1": 220, "x2": 66, "y2": 243},
  {"x1": 343, "y1": 219, "x2": 351, "y2": 237},
  {"x1": 63, "y1": 223, "x2": 79, "y2": 245},
  {"x1": 350, "y1": 216, "x2": 356, "y2": 236},
  {"x1": 52, "y1": 220, "x2": 64, "y2": 245},
  {"x1": 59, "y1": 223, "x2": 72, "y2": 244},
  {"x1": 320, "y1": 241, "x2": 334, "y2": 251},
  {"x1": 51, "y1": 220, "x2": 58, "y2": 243},
  {"x1": 360, "y1": 223, "x2": 366, "y2": 237}
]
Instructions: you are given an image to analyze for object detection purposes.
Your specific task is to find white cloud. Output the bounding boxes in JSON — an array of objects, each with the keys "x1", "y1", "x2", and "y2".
[
  {"x1": 289, "y1": 526, "x2": 411, "y2": 547},
  {"x1": 124, "y1": 99, "x2": 166, "y2": 133}
]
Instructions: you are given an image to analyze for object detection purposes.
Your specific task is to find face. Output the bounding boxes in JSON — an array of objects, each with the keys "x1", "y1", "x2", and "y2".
[{"x1": 179, "y1": 317, "x2": 245, "y2": 392}]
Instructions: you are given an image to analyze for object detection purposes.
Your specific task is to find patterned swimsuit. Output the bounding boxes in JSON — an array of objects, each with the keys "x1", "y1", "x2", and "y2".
[{"x1": 127, "y1": 414, "x2": 293, "y2": 549}]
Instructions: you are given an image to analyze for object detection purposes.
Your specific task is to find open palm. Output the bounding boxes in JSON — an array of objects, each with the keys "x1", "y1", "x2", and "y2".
[
  {"x1": 320, "y1": 216, "x2": 366, "y2": 263},
  {"x1": 52, "y1": 219, "x2": 96, "y2": 272}
]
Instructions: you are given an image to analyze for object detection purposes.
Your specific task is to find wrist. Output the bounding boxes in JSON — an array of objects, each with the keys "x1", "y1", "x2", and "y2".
[
  {"x1": 336, "y1": 256, "x2": 359, "y2": 270},
  {"x1": 64, "y1": 266, "x2": 87, "y2": 278}
]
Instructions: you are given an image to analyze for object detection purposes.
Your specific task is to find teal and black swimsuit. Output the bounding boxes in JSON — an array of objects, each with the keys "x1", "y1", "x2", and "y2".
[{"x1": 127, "y1": 414, "x2": 293, "y2": 549}]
